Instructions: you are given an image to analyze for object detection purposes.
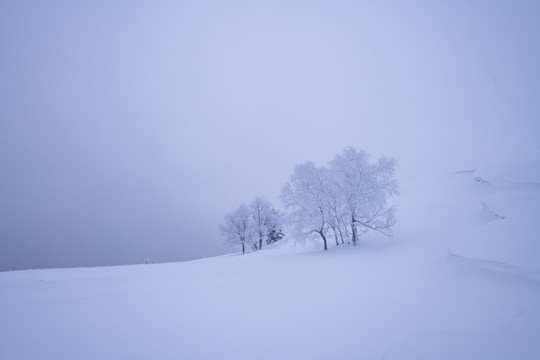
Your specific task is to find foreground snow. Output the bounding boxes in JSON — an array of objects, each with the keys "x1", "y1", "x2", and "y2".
[{"x1": 1, "y1": 160, "x2": 539, "y2": 359}]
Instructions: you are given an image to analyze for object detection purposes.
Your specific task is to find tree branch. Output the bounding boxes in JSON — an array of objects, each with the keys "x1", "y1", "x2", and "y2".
[{"x1": 353, "y1": 219, "x2": 393, "y2": 237}]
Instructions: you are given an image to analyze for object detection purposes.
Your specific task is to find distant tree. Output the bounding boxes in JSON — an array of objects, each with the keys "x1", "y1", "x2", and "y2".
[
  {"x1": 219, "y1": 204, "x2": 253, "y2": 254},
  {"x1": 220, "y1": 199, "x2": 285, "y2": 254},
  {"x1": 281, "y1": 161, "x2": 330, "y2": 250},
  {"x1": 249, "y1": 197, "x2": 273, "y2": 250}
]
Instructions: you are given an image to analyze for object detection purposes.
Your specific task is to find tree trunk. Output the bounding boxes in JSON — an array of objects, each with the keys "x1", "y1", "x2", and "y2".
[
  {"x1": 259, "y1": 237, "x2": 263, "y2": 250},
  {"x1": 332, "y1": 228, "x2": 339, "y2": 246},
  {"x1": 242, "y1": 243, "x2": 245, "y2": 254},
  {"x1": 351, "y1": 216, "x2": 358, "y2": 245},
  {"x1": 318, "y1": 230, "x2": 328, "y2": 251}
]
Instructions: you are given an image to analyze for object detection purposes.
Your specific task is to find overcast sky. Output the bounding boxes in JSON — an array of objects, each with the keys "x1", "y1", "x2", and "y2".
[{"x1": 1, "y1": 0, "x2": 539, "y2": 271}]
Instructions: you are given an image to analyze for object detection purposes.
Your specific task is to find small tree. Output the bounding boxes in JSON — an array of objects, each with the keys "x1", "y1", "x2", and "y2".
[
  {"x1": 220, "y1": 199, "x2": 285, "y2": 254},
  {"x1": 266, "y1": 208, "x2": 285, "y2": 245},
  {"x1": 249, "y1": 197, "x2": 273, "y2": 250},
  {"x1": 219, "y1": 204, "x2": 253, "y2": 254}
]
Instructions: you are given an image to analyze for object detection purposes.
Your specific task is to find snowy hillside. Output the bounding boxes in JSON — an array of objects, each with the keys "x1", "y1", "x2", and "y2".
[{"x1": 1, "y1": 160, "x2": 540, "y2": 360}]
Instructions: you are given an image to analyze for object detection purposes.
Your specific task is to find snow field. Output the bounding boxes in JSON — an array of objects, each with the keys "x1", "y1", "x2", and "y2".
[{"x1": 1, "y1": 160, "x2": 539, "y2": 359}]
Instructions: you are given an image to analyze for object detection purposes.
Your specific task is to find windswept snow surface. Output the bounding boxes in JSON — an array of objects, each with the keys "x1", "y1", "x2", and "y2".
[{"x1": 1, "y1": 160, "x2": 540, "y2": 359}]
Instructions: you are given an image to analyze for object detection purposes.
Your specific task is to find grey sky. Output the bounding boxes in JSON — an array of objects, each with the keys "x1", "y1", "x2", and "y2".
[{"x1": 1, "y1": 1, "x2": 539, "y2": 271}]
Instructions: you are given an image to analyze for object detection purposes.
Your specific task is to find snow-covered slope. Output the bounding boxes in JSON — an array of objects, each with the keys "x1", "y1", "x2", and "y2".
[{"x1": 1, "y1": 160, "x2": 539, "y2": 360}]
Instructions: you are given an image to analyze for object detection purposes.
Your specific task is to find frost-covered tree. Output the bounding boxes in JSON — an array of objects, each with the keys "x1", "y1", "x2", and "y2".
[
  {"x1": 219, "y1": 204, "x2": 253, "y2": 254},
  {"x1": 220, "y1": 199, "x2": 285, "y2": 254},
  {"x1": 325, "y1": 169, "x2": 349, "y2": 246},
  {"x1": 329, "y1": 147, "x2": 398, "y2": 245},
  {"x1": 249, "y1": 197, "x2": 273, "y2": 250},
  {"x1": 281, "y1": 161, "x2": 330, "y2": 250},
  {"x1": 281, "y1": 147, "x2": 398, "y2": 250}
]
